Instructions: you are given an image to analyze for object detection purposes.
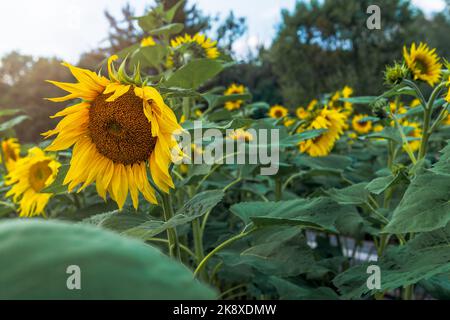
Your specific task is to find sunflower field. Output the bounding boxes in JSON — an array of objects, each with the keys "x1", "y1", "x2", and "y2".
[{"x1": 0, "y1": 1, "x2": 450, "y2": 301}]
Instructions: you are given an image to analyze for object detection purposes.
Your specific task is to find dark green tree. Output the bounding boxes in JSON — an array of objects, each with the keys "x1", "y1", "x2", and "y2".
[{"x1": 268, "y1": 0, "x2": 443, "y2": 107}]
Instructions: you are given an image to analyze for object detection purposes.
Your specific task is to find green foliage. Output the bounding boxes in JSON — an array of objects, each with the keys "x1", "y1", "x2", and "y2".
[{"x1": 0, "y1": 220, "x2": 216, "y2": 299}]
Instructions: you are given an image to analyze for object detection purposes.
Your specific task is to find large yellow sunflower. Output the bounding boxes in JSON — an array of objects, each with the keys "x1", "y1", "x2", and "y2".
[
  {"x1": 403, "y1": 42, "x2": 442, "y2": 86},
  {"x1": 269, "y1": 105, "x2": 288, "y2": 119},
  {"x1": 352, "y1": 114, "x2": 373, "y2": 134},
  {"x1": 224, "y1": 83, "x2": 245, "y2": 110},
  {"x1": 299, "y1": 108, "x2": 347, "y2": 157},
  {"x1": 170, "y1": 33, "x2": 219, "y2": 59},
  {"x1": 44, "y1": 56, "x2": 182, "y2": 210},
  {"x1": 5, "y1": 147, "x2": 60, "y2": 217},
  {"x1": 1, "y1": 138, "x2": 21, "y2": 172}
]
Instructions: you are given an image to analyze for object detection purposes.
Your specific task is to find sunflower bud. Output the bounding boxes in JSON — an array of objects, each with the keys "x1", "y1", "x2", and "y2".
[{"x1": 384, "y1": 62, "x2": 408, "y2": 86}]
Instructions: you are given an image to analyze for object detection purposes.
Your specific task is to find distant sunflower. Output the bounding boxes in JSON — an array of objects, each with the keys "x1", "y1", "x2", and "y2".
[
  {"x1": 403, "y1": 121, "x2": 422, "y2": 152},
  {"x1": 403, "y1": 42, "x2": 442, "y2": 86},
  {"x1": 296, "y1": 107, "x2": 309, "y2": 120},
  {"x1": 141, "y1": 36, "x2": 156, "y2": 47},
  {"x1": 5, "y1": 147, "x2": 60, "y2": 217},
  {"x1": 170, "y1": 33, "x2": 219, "y2": 59},
  {"x1": 352, "y1": 114, "x2": 373, "y2": 134},
  {"x1": 283, "y1": 118, "x2": 296, "y2": 128},
  {"x1": 227, "y1": 129, "x2": 254, "y2": 142},
  {"x1": 44, "y1": 55, "x2": 182, "y2": 210},
  {"x1": 373, "y1": 124, "x2": 384, "y2": 133},
  {"x1": 1, "y1": 138, "x2": 21, "y2": 172},
  {"x1": 224, "y1": 84, "x2": 245, "y2": 110},
  {"x1": 269, "y1": 105, "x2": 288, "y2": 119},
  {"x1": 342, "y1": 86, "x2": 354, "y2": 113},
  {"x1": 299, "y1": 108, "x2": 346, "y2": 157},
  {"x1": 307, "y1": 99, "x2": 318, "y2": 111}
]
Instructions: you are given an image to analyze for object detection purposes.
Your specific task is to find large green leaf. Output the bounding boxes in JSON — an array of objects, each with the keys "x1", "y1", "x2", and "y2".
[
  {"x1": 0, "y1": 220, "x2": 216, "y2": 299},
  {"x1": 333, "y1": 224, "x2": 450, "y2": 299},
  {"x1": 419, "y1": 273, "x2": 450, "y2": 300},
  {"x1": 219, "y1": 227, "x2": 316, "y2": 277},
  {"x1": 123, "y1": 190, "x2": 224, "y2": 240},
  {"x1": 230, "y1": 197, "x2": 363, "y2": 234},
  {"x1": 326, "y1": 183, "x2": 369, "y2": 205},
  {"x1": 383, "y1": 170, "x2": 450, "y2": 233},
  {"x1": 163, "y1": 59, "x2": 225, "y2": 89},
  {"x1": 269, "y1": 276, "x2": 339, "y2": 300},
  {"x1": 431, "y1": 141, "x2": 450, "y2": 177}
]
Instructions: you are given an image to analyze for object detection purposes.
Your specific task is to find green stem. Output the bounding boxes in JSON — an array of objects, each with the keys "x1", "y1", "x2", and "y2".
[
  {"x1": 182, "y1": 97, "x2": 191, "y2": 120},
  {"x1": 147, "y1": 237, "x2": 196, "y2": 259},
  {"x1": 418, "y1": 83, "x2": 445, "y2": 159},
  {"x1": 275, "y1": 178, "x2": 282, "y2": 201},
  {"x1": 403, "y1": 284, "x2": 414, "y2": 300},
  {"x1": 161, "y1": 192, "x2": 181, "y2": 261},
  {"x1": 194, "y1": 229, "x2": 255, "y2": 278}
]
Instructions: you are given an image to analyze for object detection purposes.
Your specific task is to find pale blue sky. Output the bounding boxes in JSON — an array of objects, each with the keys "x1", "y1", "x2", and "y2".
[{"x1": 0, "y1": 0, "x2": 446, "y2": 63}]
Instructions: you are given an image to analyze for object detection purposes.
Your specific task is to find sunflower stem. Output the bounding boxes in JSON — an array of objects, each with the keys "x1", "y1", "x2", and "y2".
[
  {"x1": 418, "y1": 82, "x2": 445, "y2": 159},
  {"x1": 182, "y1": 97, "x2": 191, "y2": 120},
  {"x1": 161, "y1": 192, "x2": 181, "y2": 261},
  {"x1": 194, "y1": 228, "x2": 255, "y2": 278}
]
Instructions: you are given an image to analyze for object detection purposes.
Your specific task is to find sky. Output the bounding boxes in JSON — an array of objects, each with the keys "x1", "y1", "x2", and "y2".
[{"x1": 0, "y1": 0, "x2": 447, "y2": 63}]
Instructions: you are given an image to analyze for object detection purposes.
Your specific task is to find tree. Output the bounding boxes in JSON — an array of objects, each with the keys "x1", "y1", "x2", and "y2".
[{"x1": 268, "y1": 0, "x2": 444, "y2": 107}]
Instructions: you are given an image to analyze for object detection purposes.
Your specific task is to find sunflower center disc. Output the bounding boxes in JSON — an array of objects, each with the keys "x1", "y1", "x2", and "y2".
[
  {"x1": 89, "y1": 88, "x2": 157, "y2": 165},
  {"x1": 29, "y1": 160, "x2": 52, "y2": 192}
]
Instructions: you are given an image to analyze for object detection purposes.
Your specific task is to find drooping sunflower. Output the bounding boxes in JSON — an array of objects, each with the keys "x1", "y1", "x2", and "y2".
[
  {"x1": 403, "y1": 42, "x2": 442, "y2": 86},
  {"x1": 170, "y1": 33, "x2": 220, "y2": 59},
  {"x1": 269, "y1": 105, "x2": 288, "y2": 119},
  {"x1": 403, "y1": 121, "x2": 422, "y2": 152},
  {"x1": 5, "y1": 147, "x2": 60, "y2": 217},
  {"x1": 141, "y1": 36, "x2": 156, "y2": 47},
  {"x1": 296, "y1": 107, "x2": 309, "y2": 120},
  {"x1": 44, "y1": 56, "x2": 182, "y2": 210},
  {"x1": 224, "y1": 84, "x2": 245, "y2": 111},
  {"x1": 352, "y1": 114, "x2": 373, "y2": 134},
  {"x1": 1, "y1": 138, "x2": 21, "y2": 172},
  {"x1": 299, "y1": 108, "x2": 347, "y2": 157}
]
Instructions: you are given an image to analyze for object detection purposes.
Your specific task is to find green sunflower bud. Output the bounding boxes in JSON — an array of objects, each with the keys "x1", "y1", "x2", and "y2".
[{"x1": 384, "y1": 62, "x2": 409, "y2": 86}]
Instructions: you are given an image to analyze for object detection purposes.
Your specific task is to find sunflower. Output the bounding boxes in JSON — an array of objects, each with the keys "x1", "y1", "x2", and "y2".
[
  {"x1": 283, "y1": 118, "x2": 296, "y2": 127},
  {"x1": 373, "y1": 124, "x2": 384, "y2": 133},
  {"x1": 296, "y1": 107, "x2": 309, "y2": 120},
  {"x1": 410, "y1": 99, "x2": 421, "y2": 108},
  {"x1": 352, "y1": 114, "x2": 373, "y2": 134},
  {"x1": 44, "y1": 55, "x2": 182, "y2": 210},
  {"x1": 307, "y1": 99, "x2": 318, "y2": 111},
  {"x1": 299, "y1": 108, "x2": 346, "y2": 157},
  {"x1": 5, "y1": 147, "x2": 60, "y2": 217},
  {"x1": 1, "y1": 138, "x2": 21, "y2": 172},
  {"x1": 403, "y1": 42, "x2": 442, "y2": 86},
  {"x1": 269, "y1": 105, "x2": 288, "y2": 119},
  {"x1": 227, "y1": 129, "x2": 254, "y2": 142},
  {"x1": 342, "y1": 86, "x2": 354, "y2": 113},
  {"x1": 403, "y1": 121, "x2": 422, "y2": 152},
  {"x1": 389, "y1": 102, "x2": 407, "y2": 115},
  {"x1": 141, "y1": 36, "x2": 156, "y2": 47},
  {"x1": 224, "y1": 84, "x2": 245, "y2": 110},
  {"x1": 170, "y1": 33, "x2": 219, "y2": 59}
]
